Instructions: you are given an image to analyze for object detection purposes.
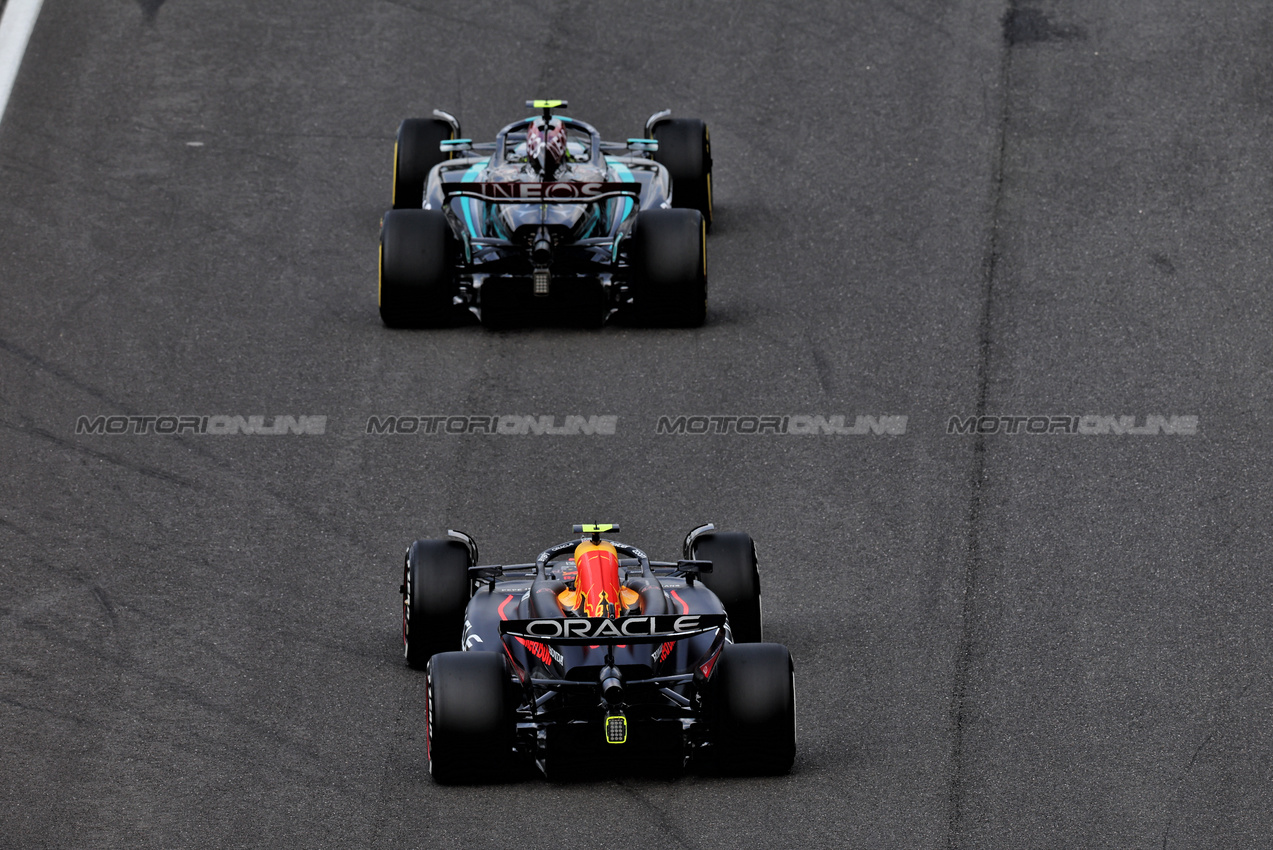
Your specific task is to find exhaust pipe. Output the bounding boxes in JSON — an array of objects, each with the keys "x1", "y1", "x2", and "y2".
[
  {"x1": 532, "y1": 237, "x2": 553, "y2": 265},
  {"x1": 600, "y1": 665, "x2": 623, "y2": 703}
]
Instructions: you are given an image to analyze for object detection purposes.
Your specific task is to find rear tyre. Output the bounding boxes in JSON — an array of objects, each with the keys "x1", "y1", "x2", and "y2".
[
  {"x1": 708, "y1": 643, "x2": 796, "y2": 775},
  {"x1": 379, "y1": 209, "x2": 458, "y2": 328},
  {"x1": 402, "y1": 538, "x2": 472, "y2": 668},
  {"x1": 393, "y1": 117, "x2": 454, "y2": 210},
  {"x1": 627, "y1": 208, "x2": 706, "y2": 327},
  {"x1": 690, "y1": 531, "x2": 762, "y2": 643},
  {"x1": 652, "y1": 118, "x2": 712, "y2": 229},
  {"x1": 427, "y1": 651, "x2": 514, "y2": 784}
]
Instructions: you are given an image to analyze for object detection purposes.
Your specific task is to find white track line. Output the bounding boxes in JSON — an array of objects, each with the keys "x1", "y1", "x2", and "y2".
[{"x1": 0, "y1": 0, "x2": 45, "y2": 127}]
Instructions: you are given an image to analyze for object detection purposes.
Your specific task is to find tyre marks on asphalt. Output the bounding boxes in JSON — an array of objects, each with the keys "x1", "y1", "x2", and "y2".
[
  {"x1": 1002, "y1": 6, "x2": 1086, "y2": 47},
  {"x1": 0, "y1": 415, "x2": 199, "y2": 488},
  {"x1": 137, "y1": 0, "x2": 165, "y2": 24},
  {"x1": 944, "y1": 12, "x2": 1011, "y2": 849},
  {"x1": 0, "y1": 336, "x2": 143, "y2": 412},
  {"x1": 0, "y1": 334, "x2": 373, "y2": 550},
  {"x1": 617, "y1": 781, "x2": 700, "y2": 850},
  {"x1": 943, "y1": 3, "x2": 1088, "y2": 847}
]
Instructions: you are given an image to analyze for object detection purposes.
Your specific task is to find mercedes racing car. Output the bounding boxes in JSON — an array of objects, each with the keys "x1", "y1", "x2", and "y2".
[
  {"x1": 379, "y1": 100, "x2": 712, "y2": 329},
  {"x1": 399, "y1": 523, "x2": 795, "y2": 782}
]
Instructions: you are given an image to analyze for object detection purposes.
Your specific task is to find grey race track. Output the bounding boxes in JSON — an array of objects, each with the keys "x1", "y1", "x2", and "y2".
[{"x1": 2, "y1": 2, "x2": 1271, "y2": 848}]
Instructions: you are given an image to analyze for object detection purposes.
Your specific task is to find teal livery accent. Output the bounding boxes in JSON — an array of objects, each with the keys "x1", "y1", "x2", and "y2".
[
  {"x1": 459, "y1": 159, "x2": 489, "y2": 238},
  {"x1": 608, "y1": 158, "x2": 635, "y2": 225}
]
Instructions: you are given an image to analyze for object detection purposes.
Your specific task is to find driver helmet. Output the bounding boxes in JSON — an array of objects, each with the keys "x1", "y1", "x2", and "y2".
[{"x1": 526, "y1": 117, "x2": 569, "y2": 179}]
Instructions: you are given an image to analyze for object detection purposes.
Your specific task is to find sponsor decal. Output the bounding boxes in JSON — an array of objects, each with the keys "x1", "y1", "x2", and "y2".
[
  {"x1": 443, "y1": 181, "x2": 636, "y2": 201},
  {"x1": 501, "y1": 614, "x2": 725, "y2": 642},
  {"x1": 519, "y1": 638, "x2": 558, "y2": 666}
]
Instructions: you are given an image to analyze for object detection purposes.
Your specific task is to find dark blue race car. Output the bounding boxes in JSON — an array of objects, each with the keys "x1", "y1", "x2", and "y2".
[
  {"x1": 380, "y1": 101, "x2": 713, "y2": 328},
  {"x1": 399, "y1": 523, "x2": 796, "y2": 782}
]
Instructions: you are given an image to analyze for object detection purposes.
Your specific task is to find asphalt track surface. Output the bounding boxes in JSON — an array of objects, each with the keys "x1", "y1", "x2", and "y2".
[{"x1": 2, "y1": 2, "x2": 1271, "y2": 848}]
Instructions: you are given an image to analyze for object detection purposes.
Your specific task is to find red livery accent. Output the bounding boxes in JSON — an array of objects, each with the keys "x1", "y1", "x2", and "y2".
[
  {"x1": 698, "y1": 647, "x2": 722, "y2": 680},
  {"x1": 497, "y1": 592, "x2": 556, "y2": 666}
]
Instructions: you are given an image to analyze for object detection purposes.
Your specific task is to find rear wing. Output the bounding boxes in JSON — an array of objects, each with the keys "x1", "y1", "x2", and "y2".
[
  {"x1": 469, "y1": 558, "x2": 711, "y2": 585},
  {"x1": 500, "y1": 614, "x2": 726, "y2": 645},
  {"x1": 442, "y1": 181, "x2": 641, "y2": 205}
]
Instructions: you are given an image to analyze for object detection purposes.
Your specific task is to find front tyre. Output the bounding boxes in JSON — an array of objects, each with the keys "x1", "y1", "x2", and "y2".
[
  {"x1": 379, "y1": 209, "x2": 458, "y2": 328},
  {"x1": 402, "y1": 538, "x2": 472, "y2": 668},
  {"x1": 651, "y1": 118, "x2": 712, "y2": 229},
  {"x1": 627, "y1": 208, "x2": 706, "y2": 327},
  {"x1": 427, "y1": 651, "x2": 514, "y2": 784},
  {"x1": 707, "y1": 643, "x2": 796, "y2": 775}
]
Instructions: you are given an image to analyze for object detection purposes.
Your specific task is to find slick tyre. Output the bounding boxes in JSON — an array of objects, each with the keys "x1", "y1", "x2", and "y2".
[
  {"x1": 426, "y1": 651, "x2": 514, "y2": 784},
  {"x1": 392, "y1": 117, "x2": 454, "y2": 210},
  {"x1": 690, "y1": 531, "x2": 762, "y2": 643},
  {"x1": 651, "y1": 117, "x2": 712, "y2": 229},
  {"x1": 402, "y1": 538, "x2": 472, "y2": 668},
  {"x1": 708, "y1": 643, "x2": 796, "y2": 776},
  {"x1": 627, "y1": 208, "x2": 707, "y2": 327},
  {"x1": 379, "y1": 209, "x2": 458, "y2": 328}
]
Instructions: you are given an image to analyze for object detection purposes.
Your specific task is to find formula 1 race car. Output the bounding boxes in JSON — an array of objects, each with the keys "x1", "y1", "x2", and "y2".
[
  {"x1": 398, "y1": 524, "x2": 795, "y2": 782},
  {"x1": 379, "y1": 100, "x2": 712, "y2": 329}
]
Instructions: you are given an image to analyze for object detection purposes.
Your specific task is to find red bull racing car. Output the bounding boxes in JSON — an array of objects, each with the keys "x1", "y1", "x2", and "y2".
[
  {"x1": 379, "y1": 100, "x2": 712, "y2": 328},
  {"x1": 399, "y1": 524, "x2": 796, "y2": 782}
]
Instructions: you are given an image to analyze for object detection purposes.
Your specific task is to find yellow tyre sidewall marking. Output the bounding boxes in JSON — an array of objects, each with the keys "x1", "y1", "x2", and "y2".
[
  {"x1": 704, "y1": 127, "x2": 712, "y2": 222},
  {"x1": 701, "y1": 218, "x2": 707, "y2": 279}
]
